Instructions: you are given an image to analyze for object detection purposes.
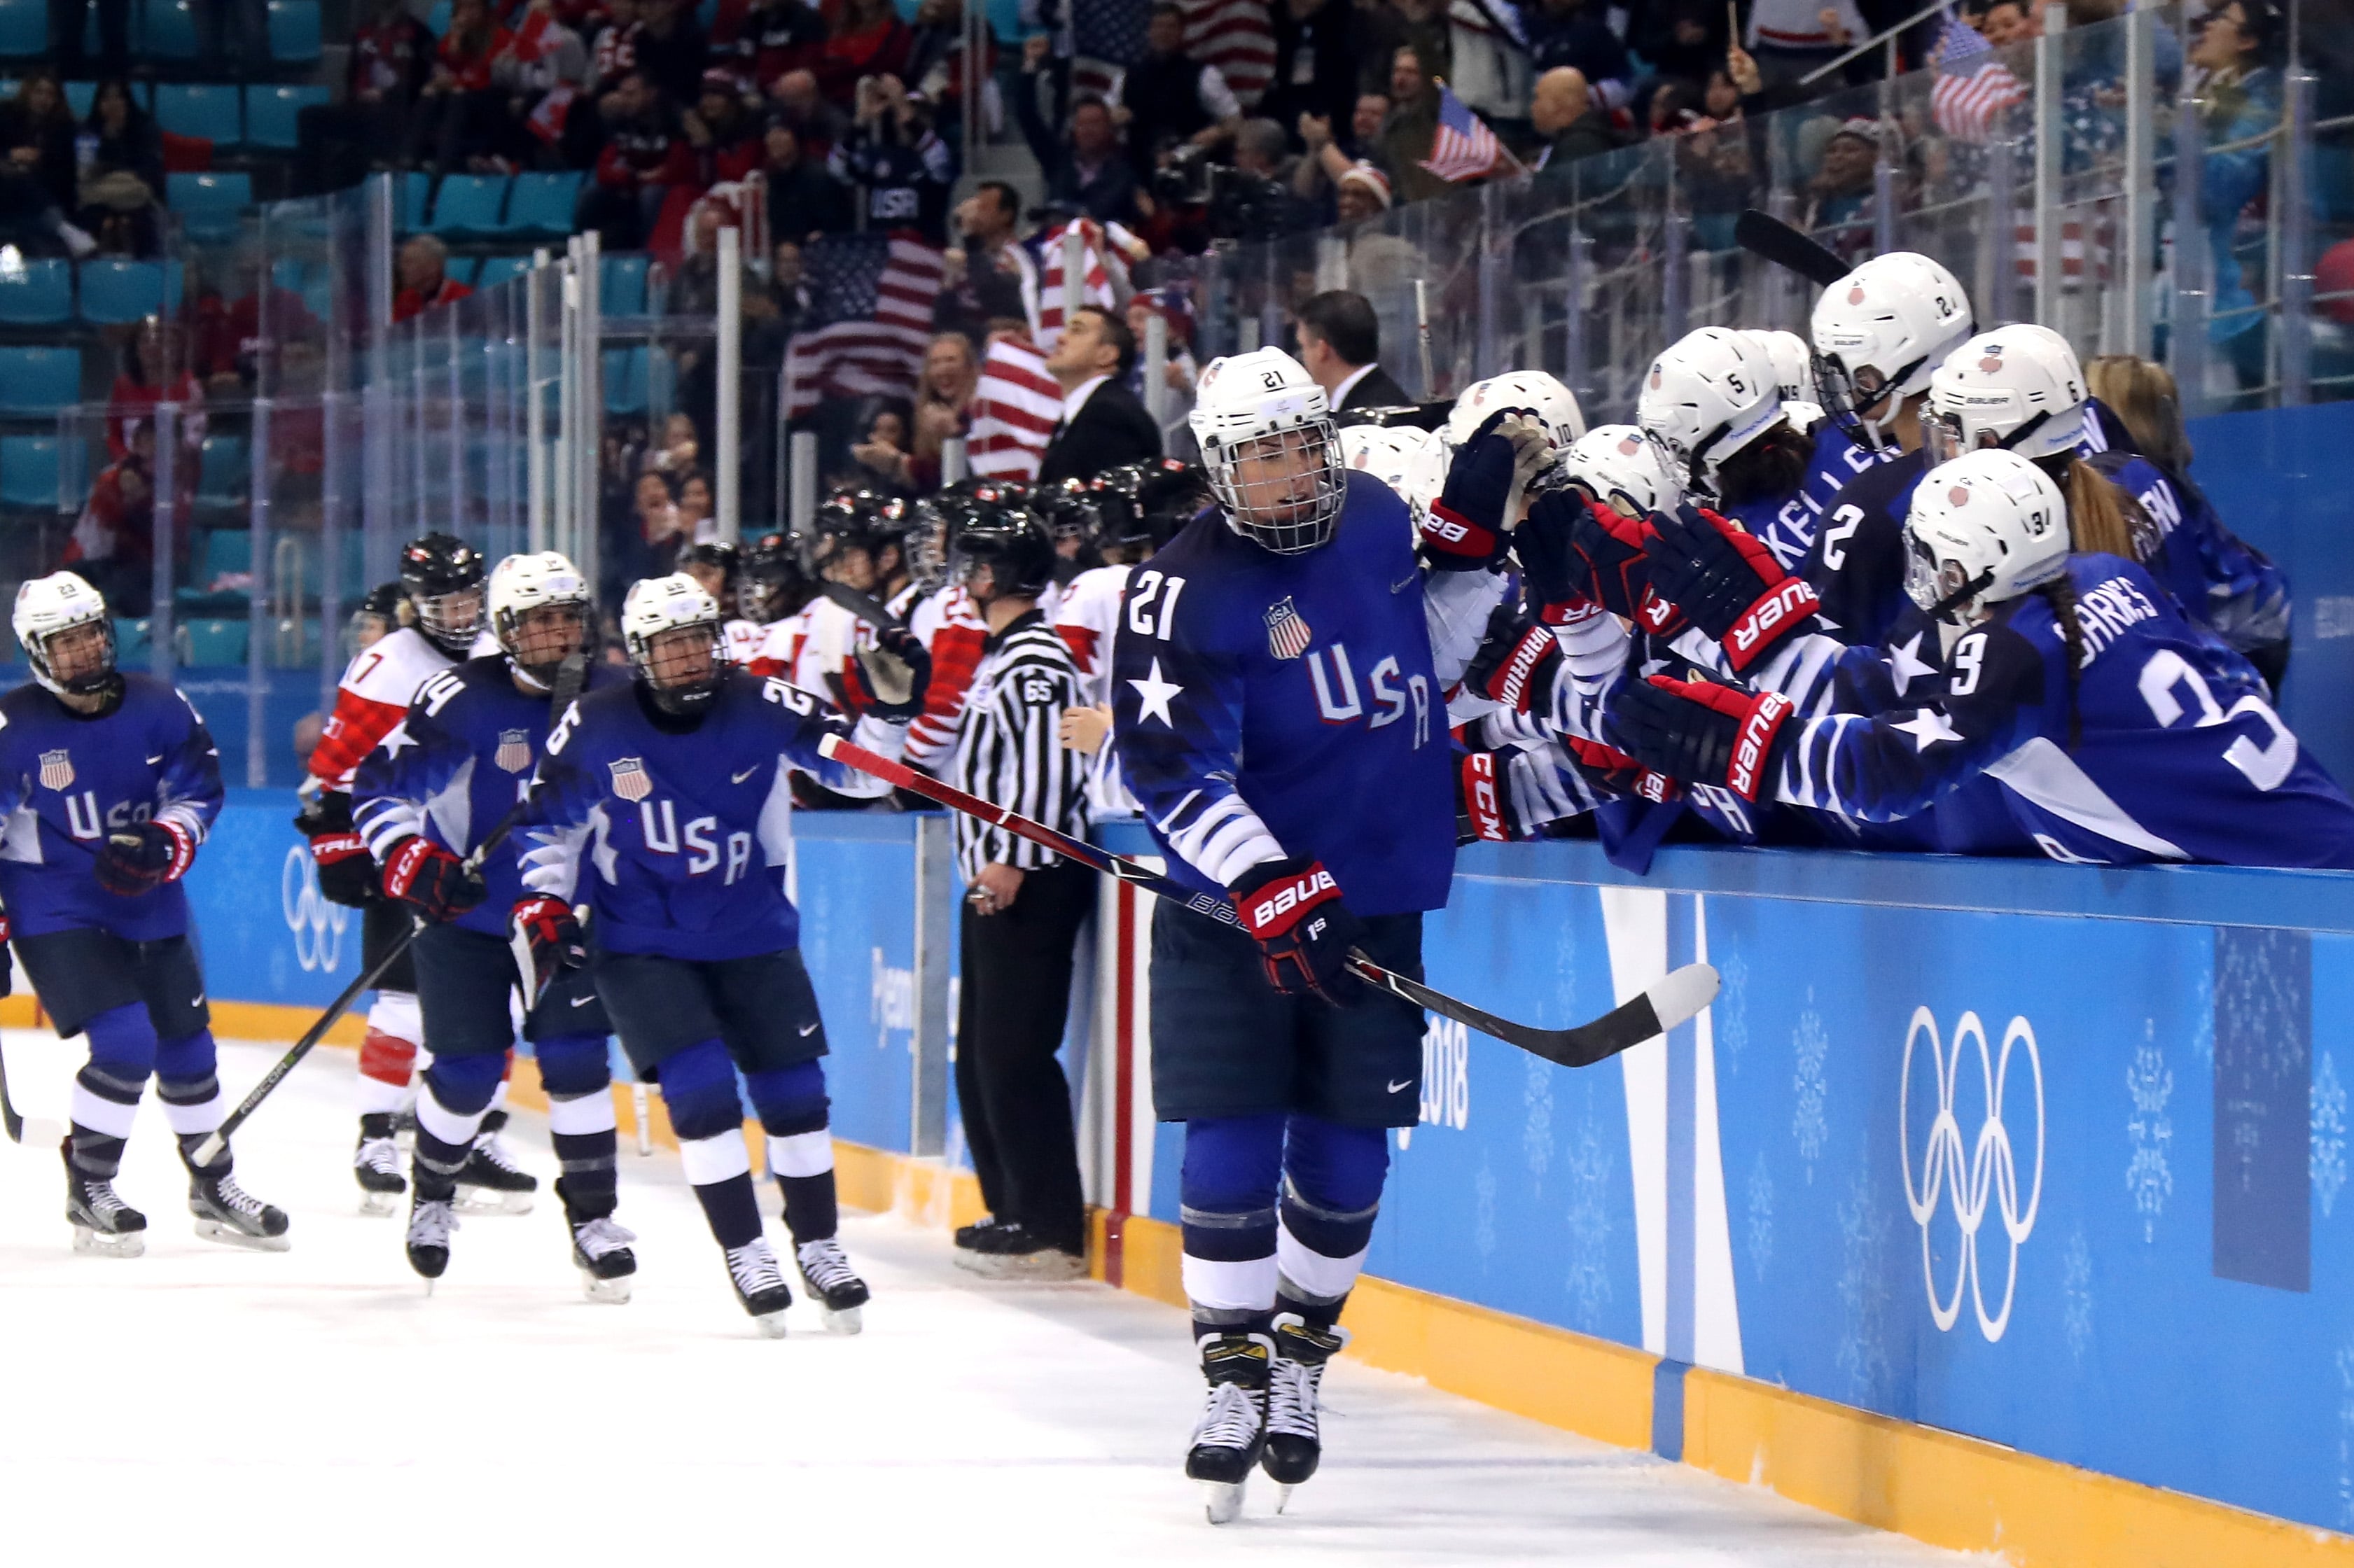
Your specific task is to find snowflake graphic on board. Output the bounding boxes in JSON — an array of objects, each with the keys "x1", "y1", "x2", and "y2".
[
  {"x1": 1792, "y1": 988, "x2": 1830, "y2": 1180},
  {"x1": 2315, "y1": 1051, "x2": 2348, "y2": 1221},
  {"x1": 1561, "y1": 1117, "x2": 1615, "y2": 1333},
  {"x1": 2061, "y1": 1228, "x2": 2094, "y2": 1362},
  {"x1": 1473, "y1": 1151, "x2": 1498, "y2": 1268},
  {"x1": 1522, "y1": 1051, "x2": 1554, "y2": 1196},
  {"x1": 1833, "y1": 1166, "x2": 1893, "y2": 1407},
  {"x1": 2337, "y1": 1339, "x2": 2354, "y2": 1529},
  {"x1": 2125, "y1": 1022, "x2": 2175, "y2": 1243},
  {"x1": 1716, "y1": 949, "x2": 1750, "y2": 1076},
  {"x1": 1746, "y1": 1149, "x2": 1775, "y2": 1280}
]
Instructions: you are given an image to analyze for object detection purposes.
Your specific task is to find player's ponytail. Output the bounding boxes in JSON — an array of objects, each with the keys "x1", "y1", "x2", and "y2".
[
  {"x1": 2048, "y1": 454, "x2": 2157, "y2": 564},
  {"x1": 1713, "y1": 424, "x2": 1812, "y2": 510},
  {"x1": 2033, "y1": 573, "x2": 2085, "y2": 750}
]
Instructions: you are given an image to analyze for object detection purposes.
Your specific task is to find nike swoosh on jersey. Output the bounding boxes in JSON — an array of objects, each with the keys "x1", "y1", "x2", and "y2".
[
  {"x1": 146, "y1": 754, "x2": 163, "y2": 764},
  {"x1": 1386, "y1": 1078, "x2": 1412, "y2": 1093},
  {"x1": 732, "y1": 766, "x2": 758, "y2": 783},
  {"x1": 569, "y1": 994, "x2": 595, "y2": 1007},
  {"x1": 1391, "y1": 575, "x2": 1416, "y2": 594},
  {"x1": 799, "y1": 1021, "x2": 820, "y2": 1036}
]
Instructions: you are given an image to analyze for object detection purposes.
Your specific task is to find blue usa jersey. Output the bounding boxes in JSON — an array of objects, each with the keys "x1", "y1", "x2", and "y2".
[
  {"x1": 1767, "y1": 554, "x2": 2354, "y2": 867},
  {"x1": 0, "y1": 675, "x2": 222, "y2": 939},
  {"x1": 351, "y1": 656, "x2": 628, "y2": 940},
  {"x1": 2090, "y1": 450, "x2": 2290, "y2": 662},
  {"x1": 1112, "y1": 472, "x2": 1458, "y2": 913},
  {"x1": 1796, "y1": 420, "x2": 1895, "y2": 528},
  {"x1": 1799, "y1": 448, "x2": 1928, "y2": 648},
  {"x1": 520, "y1": 672, "x2": 903, "y2": 960}
]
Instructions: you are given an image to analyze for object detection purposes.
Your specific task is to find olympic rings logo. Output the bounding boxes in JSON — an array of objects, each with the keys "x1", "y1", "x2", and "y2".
[
  {"x1": 1900, "y1": 1007, "x2": 2044, "y2": 1343},
  {"x1": 281, "y1": 844, "x2": 349, "y2": 974}
]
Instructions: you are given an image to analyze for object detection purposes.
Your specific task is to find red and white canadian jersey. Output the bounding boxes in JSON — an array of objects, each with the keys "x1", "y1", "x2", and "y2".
[
  {"x1": 793, "y1": 596, "x2": 868, "y2": 713},
  {"x1": 904, "y1": 584, "x2": 988, "y2": 774},
  {"x1": 746, "y1": 603, "x2": 816, "y2": 679},
  {"x1": 720, "y1": 617, "x2": 764, "y2": 666},
  {"x1": 1053, "y1": 563, "x2": 1137, "y2": 816},
  {"x1": 309, "y1": 626, "x2": 457, "y2": 791}
]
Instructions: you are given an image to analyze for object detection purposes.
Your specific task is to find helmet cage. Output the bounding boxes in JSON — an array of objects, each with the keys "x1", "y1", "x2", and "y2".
[{"x1": 1206, "y1": 421, "x2": 1346, "y2": 555}]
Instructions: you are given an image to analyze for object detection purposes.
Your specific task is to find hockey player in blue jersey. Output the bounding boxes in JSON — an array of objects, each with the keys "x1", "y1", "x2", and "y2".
[
  {"x1": 1638, "y1": 327, "x2": 1823, "y2": 574},
  {"x1": 1110, "y1": 346, "x2": 1525, "y2": 1522},
  {"x1": 351, "y1": 552, "x2": 641, "y2": 1298},
  {"x1": 0, "y1": 572, "x2": 288, "y2": 1255},
  {"x1": 1801, "y1": 252, "x2": 1975, "y2": 504},
  {"x1": 1606, "y1": 448, "x2": 2354, "y2": 869},
  {"x1": 518, "y1": 573, "x2": 931, "y2": 1334}
]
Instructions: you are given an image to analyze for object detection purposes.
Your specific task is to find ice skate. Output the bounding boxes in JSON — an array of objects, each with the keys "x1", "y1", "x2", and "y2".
[
  {"x1": 952, "y1": 1219, "x2": 1087, "y2": 1281},
  {"x1": 1262, "y1": 1314, "x2": 1351, "y2": 1510},
  {"x1": 570, "y1": 1215, "x2": 638, "y2": 1304},
  {"x1": 353, "y1": 1114, "x2": 405, "y2": 1215},
  {"x1": 795, "y1": 1236, "x2": 870, "y2": 1334},
  {"x1": 724, "y1": 1236, "x2": 793, "y2": 1336},
  {"x1": 405, "y1": 1192, "x2": 458, "y2": 1288},
  {"x1": 63, "y1": 1144, "x2": 146, "y2": 1258},
  {"x1": 189, "y1": 1170, "x2": 291, "y2": 1252},
  {"x1": 1187, "y1": 1331, "x2": 1273, "y2": 1525},
  {"x1": 454, "y1": 1115, "x2": 537, "y2": 1214}
]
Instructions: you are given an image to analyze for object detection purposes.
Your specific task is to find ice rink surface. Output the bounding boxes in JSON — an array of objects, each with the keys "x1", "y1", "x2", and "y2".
[{"x1": 0, "y1": 1035, "x2": 1987, "y2": 1566}]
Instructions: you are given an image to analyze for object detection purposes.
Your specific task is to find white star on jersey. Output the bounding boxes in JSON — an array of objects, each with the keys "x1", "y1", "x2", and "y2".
[
  {"x1": 379, "y1": 722, "x2": 419, "y2": 758},
  {"x1": 1887, "y1": 630, "x2": 1938, "y2": 697},
  {"x1": 1890, "y1": 708, "x2": 1963, "y2": 751},
  {"x1": 1128, "y1": 658, "x2": 1183, "y2": 727}
]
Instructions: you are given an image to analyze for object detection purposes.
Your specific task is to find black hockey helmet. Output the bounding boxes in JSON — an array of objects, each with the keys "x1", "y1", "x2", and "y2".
[
  {"x1": 742, "y1": 530, "x2": 812, "y2": 624},
  {"x1": 678, "y1": 540, "x2": 743, "y2": 613},
  {"x1": 809, "y1": 488, "x2": 905, "y2": 584},
  {"x1": 951, "y1": 497, "x2": 1057, "y2": 603},
  {"x1": 398, "y1": 532, "x2": 487, "y2": 657},
  {"x1": 903, "y1": 491, "x2": 972, "y2": 594},
  {"x1": 1035, "y1": 475, "x2": 1103, "y2": 552},
  {"x1": 1093, "y1": 458, "x2": 1212, "y2": 555}
]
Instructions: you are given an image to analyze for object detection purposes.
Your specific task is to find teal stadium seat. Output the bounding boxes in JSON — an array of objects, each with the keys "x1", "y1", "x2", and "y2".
[
  {"x1": 428, "y1": 174, "x2": 508, "y2": 239},
  {"x1": 398, "y1": 171, "x2": 431, "y2": 232},
  {"x1": 604, "y1": 346, "x2": 648, "y2": 414},
  {"x1": 167, "y1": 172, "x2": 251, "y2": 242},
  {"x1": 443, "y1": 255, "x2": 480, "y2": 286},
  {"x1": 0, "y1": 259, "x2": 72, "y2": 326},
  {"x1": 195, "y1": 436, "x2": 249, "y2": 514},
  {"x1": 267, "y1": 0, "x2": 321, "y2": 62},
  {"x1": 144, "y1": 0, "x2": 200, "y2": 59},
  {"x1": 0, "y1": 435, "x2": 60, "y2": 509},
  {"x1": 599, "y1": 252, "x2": 649, "y2": 314},
  {"x1": 112, "y1": 618, "x2": 151, "y2": 666},
  {"x1": 80, "y1": 259, "x2": 181, "y2": 326},
  {"x1": 155, "y1": 83, "x2": 242, "y2": 146},
  {"x1": 501, "y1": 171, "x2": 583, "y2": 238},
  {"x1": 0, "y1": 0, "x2": 43, "y2": 56},
  {"x1": 245, "y1": 85, "x2": 328, "y2": 150},
  {"x1": 180, "y1": 620, "x2": 246, "y2": 666},
  {"x1": 0, "y1": 346, "x2": 81, "y2": 418},
  {"x1": 475, "y1": 254, "x2": 533, "y2": 290}
]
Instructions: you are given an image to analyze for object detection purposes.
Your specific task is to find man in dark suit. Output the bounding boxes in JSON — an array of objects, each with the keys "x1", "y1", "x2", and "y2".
[
  {"x1": 1295, "y1": 289, "x2": 1411, "y2": 412},
  {"x1": 1036, "y1": 307, "x2": 1163, "y2": 486}
]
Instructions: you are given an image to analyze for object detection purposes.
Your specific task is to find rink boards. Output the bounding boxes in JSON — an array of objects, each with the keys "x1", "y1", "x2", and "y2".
[{"x1": 149, "y1": 792, "x2": 2354, "y2": 1562}]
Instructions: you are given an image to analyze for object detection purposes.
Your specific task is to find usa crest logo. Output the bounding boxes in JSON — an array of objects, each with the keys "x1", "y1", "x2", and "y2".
[
  {"x1": 1264, "y1": 597, "x2": 1312, "y2": 660},
  {"x1": 608, "y1": 757, "x2": 653, "y2": 802},
  {"x1": 39, "y1": 749, "x2": 73, "y2": 790},
  {"x1": 494, "y1": 729, "x2": 532, "y2": 774}
]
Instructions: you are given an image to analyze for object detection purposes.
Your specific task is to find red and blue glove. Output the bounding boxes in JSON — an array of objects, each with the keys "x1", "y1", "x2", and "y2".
[
  {"x1": 382, "y1": 835, "x2": 486, "y2": 922},
  {"x1": 1563, "y1": 736, "x2": 1680, "y2": 804},
  {"x1": 1642, "y1": 503, "x2": 1820, "y2": 673},
  {"x1": 296, "y1": 792, "x2": 377, "y2": 908},
  {"x1": 95, "y1": 820, "x2": 195, "y2": 898},
  {"x1": 1422, "y1": 410, "x2": 1546, "y2": 572},
  {"x1": 1463, "y1": 604, "x2": 1563, "y2": 720},
  {"x1": 1456, "y1": 752, "x2": 1517, "y2": 843},
  {"x1": 1607, "y1": 673, "x2": 1795, "y2": 802},
  {"x1": 1229, "y1": 856, "x2": 1365, "y2": 1005},
  {"x1": 509, "y1": 895, "x2": 587, "y2": 1003}
]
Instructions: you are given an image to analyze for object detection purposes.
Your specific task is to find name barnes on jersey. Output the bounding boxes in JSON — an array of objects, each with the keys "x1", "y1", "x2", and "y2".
[
  {"x1": 1110, "y1": 469, "x2": 1458, "y2": 913},
  {"x1": 0, "y1": 673, "x2": 221, "y2": 938}
]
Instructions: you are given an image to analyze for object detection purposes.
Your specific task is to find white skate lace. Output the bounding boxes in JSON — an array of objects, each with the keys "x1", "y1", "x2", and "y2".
[
  {"x1": 1265, "y1": 1354, "x2": 1324, "y2": 1441},
  {"x1": 471, "y1": 1136, "x2": 529, "y2": 1177},
  {"x1": 1191, "y1": 1380, "x2": 1265, "y2": 1452},
  {"x1": 725, "y1": 1238, "x2": 788, "y2": 1296},
  {"x1": 796, "y1": 1237, "x2": 860, "y2": 1292},
  {"x1": 573, "y1": 1216, "x2": 637, "y2": 1261},
  {"x1": 355, "y1": 1137, "x2": 401, "y2": 1176},
  {"x1": 85, "y1": 1182, "x2": 132, "y2": 1223},
  {"x1": 408, "y1": 1198, "x2": 457, "y2": 1248},
  {"x1": 209, "y1": 1175, "x2": 270, "y2": 1222}
]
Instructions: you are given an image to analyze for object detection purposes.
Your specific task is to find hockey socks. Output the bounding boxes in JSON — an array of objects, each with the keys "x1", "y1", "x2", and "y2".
[
  {"x1": 356, "y1": 992, "x2": 422, "y2": 1116},
  {"x1": 412, "y1": 1054, "x2": 503, "y2": 1201},
  {"x1": 536, "y1": 1032, "x2": 616, "y2": 1221}
]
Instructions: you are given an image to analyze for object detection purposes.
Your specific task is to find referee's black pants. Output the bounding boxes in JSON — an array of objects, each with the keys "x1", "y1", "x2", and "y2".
[{"x1": 956, "y1": 858, "x2": 1094, "y2": 1252}]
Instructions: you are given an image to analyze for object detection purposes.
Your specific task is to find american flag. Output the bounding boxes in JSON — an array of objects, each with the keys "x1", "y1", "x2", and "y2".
[
  {"x1": 968, "y1": 336, "x2": 1063, "y2": 480},
  {"x1": 1929, "y1": 11, "x2": 2024, "y2": 142},
  {"x1": 781, "y1": 234, "x2": 945, "y2": 416},
  {"x1": 1036, "y1": 218, "x2": 1117, "y2": 353},
  {"x1": 1072, "y1": 0, "x2": 1273, "y2": 107},
  {"x1": 1418, "y1": 82, "x2": 1503, "y2": 185}
]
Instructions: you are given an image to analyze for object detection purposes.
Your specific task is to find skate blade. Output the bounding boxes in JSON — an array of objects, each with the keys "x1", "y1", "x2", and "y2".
[
  {"x1": 71, "y1": 1225, "x2": 144, "y2": 1258},
  {"x1": 454, "y1": 1188, "x2": 535, "y2": 1215},
  {"x1": 358, "y1": 1190, "x2": 402, "y2": 1217},
  {"x1": 193, "y1": 1219, "x2": 292, "y2": 1253},
  {"x1": 953, "y1": 1250, "x2": 1088, "y2": 1282},
  {"x1": 1200, "y1": 1480, "x2": 1247, "y2": 1525},
  {"x1": 1275, "y1": 1483, "x2": 1296, "y2": 1516},
  {"x1": 578, "y1": 1270, "x2": 634, "y2": 1305},
  {"x1": 751, "y1": 1309, "x2": 791, "y2": 1338},
  {"x1": 818, "y1": 1303, "x2": 863, "y2": 1335}
]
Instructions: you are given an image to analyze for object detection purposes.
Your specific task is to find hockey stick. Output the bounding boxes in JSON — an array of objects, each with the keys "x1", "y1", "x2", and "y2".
[
  {"x1": 0, "y1": 1026, "x2": 61, "y2": 1148},
  {"x1": 814, "y1": 579, "x2": 908, "y2": 637},
  {"x1": 816, "y1": 735, "x2": 1718, "y2": 1070},
  {"x1": 190, "y1": 650, "x2": 591, "y2": 1166},
  {"x1": 1734, "y1": 208, "x2": 1853, "y2": 288}
]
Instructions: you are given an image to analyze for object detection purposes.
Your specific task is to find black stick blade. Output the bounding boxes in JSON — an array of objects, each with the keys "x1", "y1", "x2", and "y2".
[
  {"x1": 1734, "y1": 209, "x2": 1853, "y2": 288},
  {"x1": 1357, "y1": 961, "x2": 1720, "y2": 1070}
]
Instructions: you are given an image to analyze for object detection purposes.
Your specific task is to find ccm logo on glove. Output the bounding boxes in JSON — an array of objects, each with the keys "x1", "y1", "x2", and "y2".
[
  {"x1": 1725, "y1": 578, "x2": 1819, "y2": 665},
  {"x1": 1729, "y1": 690, "x2": 1795, "y2": 799}
]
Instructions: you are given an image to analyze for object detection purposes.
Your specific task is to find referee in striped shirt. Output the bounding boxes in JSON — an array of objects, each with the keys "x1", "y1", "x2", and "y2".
[{"x1": 946, "y1": 498, "x2": 1095, "y2": 1278}]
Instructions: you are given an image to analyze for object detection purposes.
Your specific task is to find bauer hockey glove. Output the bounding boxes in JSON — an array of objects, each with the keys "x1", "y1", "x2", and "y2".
[
  {"x1": 1557, "y1": 495, "x2": 1657, "y2": 622},
  {"x1": 1563, "y1": 736, "x2": 1680, "y2": 805},
  {"x1": 296, "y1": 791, "x2": 378, "y2": 908},
  {"x1": 509, "y1": 895, "x2": 587, "y2": 1004},
  {"x1": 382, "y1": 835, "x2": 487, "y2": 922},
  {"x1": 1229, "y1": 856, "x2": 1367, "y2": 1006},
  {"x1": 851, "y1": 624, "x2": 933, "y2": 722},
  {"x1": 95, "y1": 820, "x2": 195, "y2": 898},
  {"x1": 1463, "y1": 603, "x2": 1563, "y2": 720},
  {"x1": 1423, "y1": 410, "x2": 1551, "y2": 571},
  {"x1": 1607, "y1": 673, "x2": 1795, "y2": 803},
  {"x1": 1642, "y1": 504, "x2": 1820, "y2": 674}
]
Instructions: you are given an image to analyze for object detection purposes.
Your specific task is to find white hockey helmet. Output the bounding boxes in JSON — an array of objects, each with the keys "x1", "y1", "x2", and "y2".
[
  {"x1": 1809, "y1": 252, "x2": 1973, "y2": 432},
  {"x1": 1739, "y1": 329, "x2": 1814, "y2": 404},
  {"x1": 620, "y1": 573, "x2": 724, "y2": 715},
  {"x1": 1340, "y1": 423, "x2": 1439, "y2": 537},
  {"x1": 1904, "y1": 448, "x2": 2070, "y2": 624},
  {"x1": 1925, "y1": 325, "x2": 2088, "y2": 465},
  {"x1": 488, "y1": 551, "x2": 592, "y2": 688},
  {"x1": 1636, "y1": 327, "x2": 1785, "y2": 498},
  {"x1": 1781, "y1": 398, "x2": 1827, "y2": 430},
  {"x1": 1188, "y1": 347, "x2": 1346, "y2": 554},
  {"x1": 1562, "y1": 424, "x2": 1683, "y2": 517},
  {"x1": 1445, "y1": 370, "x2": 1587, "y2": 458},
  {"x1": 13, "y1": 570, "x2": 114, "y2": 696}
]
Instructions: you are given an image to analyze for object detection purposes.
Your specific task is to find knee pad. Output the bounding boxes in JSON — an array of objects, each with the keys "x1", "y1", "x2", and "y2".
[
  {"x1": 1179, "y1": 1114, "x2": 1286, "y2": 1280},
  {"x1": 422, "y1": 1051, "x2": 506, "y2": 1119},
  {"x1": 655, "y1": 1037, "x2": 744, "y2": 1143},
  {"x1": 1283, "y1": 1115, "x2": 1389, "y2": 1216},
  {"x1": 81, "y1": 1002, "x2": 159, "y2": 1084},
  {"x1": 534, "y1": 1033, "x2": 611, "y2": 1100},
  {"x1": 744, "y1": 1059, "x2": 828, "y2": 1139},
  {"x1": 153, "y1": 1027, "x2": 218, "y2": 1091}
]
